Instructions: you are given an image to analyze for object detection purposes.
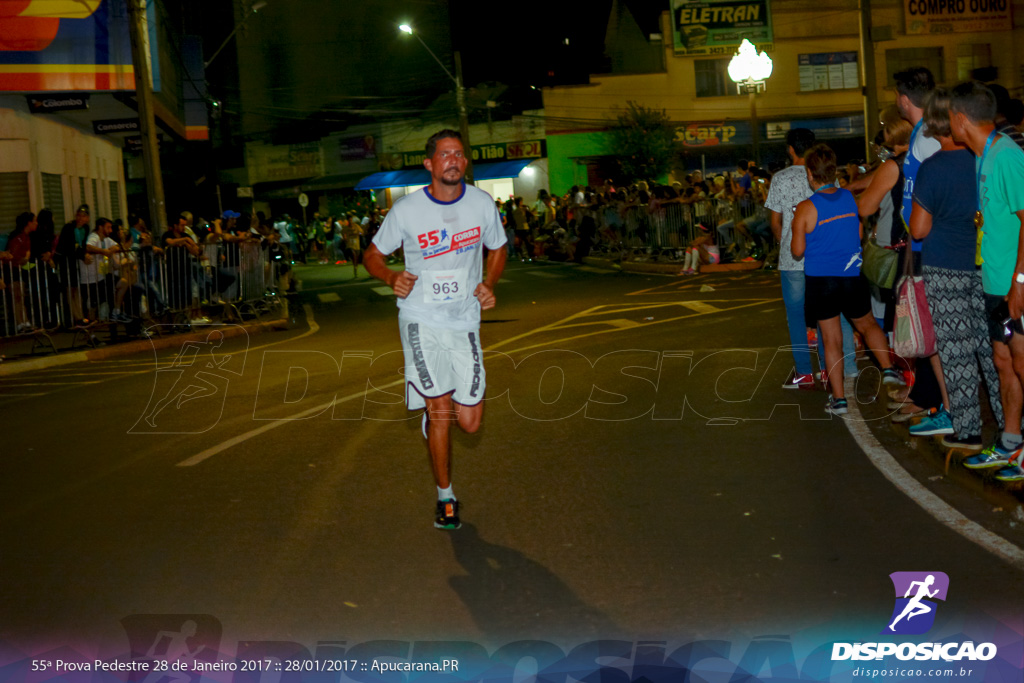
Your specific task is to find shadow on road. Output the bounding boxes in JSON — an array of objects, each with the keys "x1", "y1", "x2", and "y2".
[{"x1": 447, "y1": 523, "x2": 619, "y2": 641}]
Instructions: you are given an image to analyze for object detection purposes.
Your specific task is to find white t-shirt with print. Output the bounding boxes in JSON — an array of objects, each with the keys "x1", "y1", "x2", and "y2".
[
  {"x1": 79, "y1": 233, "x2": 117, "y2": 284},
  {"x1": 373, "y1": 183, "x2": 507, "y2": 331},
  {"x1": 764, "y1": 164, "x2": 813, "y2": 272}
]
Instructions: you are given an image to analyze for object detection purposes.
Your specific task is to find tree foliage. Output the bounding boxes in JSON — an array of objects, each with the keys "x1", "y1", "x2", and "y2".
[{"x1": 610, "y1": 101, "x2": 677, "y2": 184}]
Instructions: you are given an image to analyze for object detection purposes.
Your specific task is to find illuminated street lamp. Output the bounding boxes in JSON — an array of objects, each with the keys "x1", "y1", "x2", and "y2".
[
  {"x1": 728, "y1": 39, "x2": 773, "y2": 166},
  {"x1": 399, "y1": 23, "x2": 474, "y2": 183}
]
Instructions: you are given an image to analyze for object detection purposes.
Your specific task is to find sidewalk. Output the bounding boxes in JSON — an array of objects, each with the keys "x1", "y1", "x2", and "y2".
[{"x1": 0, "y1": 301, "x2": 291, "y2": 377}]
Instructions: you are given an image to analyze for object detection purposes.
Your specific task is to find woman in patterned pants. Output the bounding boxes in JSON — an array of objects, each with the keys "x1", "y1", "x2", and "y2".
[{"x1": 908, "y1": 88, "x2": 1003, "y2": 448}]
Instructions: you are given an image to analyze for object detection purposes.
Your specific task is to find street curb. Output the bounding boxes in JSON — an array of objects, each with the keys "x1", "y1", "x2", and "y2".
[
  {"x1": 0, "y1": 316, "x2": 289, "y2": 377},
  {"x1": 582, "y1": 256, "x2": 621, "y2": 270}
]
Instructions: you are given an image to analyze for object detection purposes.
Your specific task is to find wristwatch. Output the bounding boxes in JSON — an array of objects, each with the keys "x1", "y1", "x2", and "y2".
[{"x1": 1016, "y1": 272, "x2": 1024, "y2": 284}]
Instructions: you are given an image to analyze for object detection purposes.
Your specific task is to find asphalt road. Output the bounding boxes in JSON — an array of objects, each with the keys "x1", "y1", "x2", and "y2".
[{"x1": 2, "y1": 260, "x2": 1022, "y2": 662}]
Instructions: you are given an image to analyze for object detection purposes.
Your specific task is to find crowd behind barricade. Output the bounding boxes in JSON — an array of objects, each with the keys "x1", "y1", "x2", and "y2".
[
  {"x1": 770, "y1": 66, "x2": 1024, "y2": 487},
  {"x1": 0, "y1": 203, "x2": 289, "y2": 351},
  {"x1": 494, "y1": 168, "x2": 775, "y2": 271},
  {"x1": 264, "y1": 208, "x2": 384, "y2": 278}
]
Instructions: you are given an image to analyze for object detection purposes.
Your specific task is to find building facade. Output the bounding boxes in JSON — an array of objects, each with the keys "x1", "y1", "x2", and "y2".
[{"x1": 543, "y1": 0, "x2": 1024, "y2": 192}]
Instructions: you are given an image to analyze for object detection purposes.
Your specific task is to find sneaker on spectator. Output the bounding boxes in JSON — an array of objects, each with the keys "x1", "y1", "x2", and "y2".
[
  {"x1": 15, "y1": 322, "x2": 34, "y2": 334},
  {"x1": 825, "y1": 396, "x2": 848, "y2": 415},
  {"x1": 963, "y1": 443, "x2": 1021, "y2": 469},
  {"x1": 881, "y1": 367, "x2": 905, "y2": 385},
  {"x1": 110, "y1": 311, "x2": 132, "y2": 324},
  {"x1": 940, "y1": 433, "x2": 983, "y2": 451},
  {"x1": 782, "y1": 369, "x2": 815, "y2": 390},
  {"x1": 190, "y1": 316, "x2": 212, "y2": 325},
  {"x1": 892, "y1": 407, "x2": 930, "y2": 423},
  {"x1": 994, "y1": 464, "x2": 1024, "y2": 482},
  {"x1": 908, "y1": 408, "x2": 954, "y2": 436},
  {"x1": 434, "y1": 499, "x2": 461, "y2": 530}
]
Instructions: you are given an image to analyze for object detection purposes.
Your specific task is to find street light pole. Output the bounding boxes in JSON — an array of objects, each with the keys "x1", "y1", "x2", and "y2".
[
  {"x1": 400, "y1": 24, "x2": 473, "y2": 183},
  {"x1": 454, "y1": 51, "x2": 473, "y2": 183},
  {"x1": 728, "y1": 39, "x2": 773, "y2": 169},
  {"x1": 126, "y1": 0, "x2": 167, "y2": 232},
  {"x1": 205, "y1": 1, "x2": 267, "y2": 69},
  {"x1": 858, "y1": 0, "x2": 879, "y2": 161},
  {"x1": 748, "y1": 90, "x2": 760, "y2": 167}
]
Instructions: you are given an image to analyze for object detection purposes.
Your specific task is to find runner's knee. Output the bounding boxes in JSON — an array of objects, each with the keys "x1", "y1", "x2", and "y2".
[{"x1": 457, "y1": 404, "x2": 482, "y2": 433}]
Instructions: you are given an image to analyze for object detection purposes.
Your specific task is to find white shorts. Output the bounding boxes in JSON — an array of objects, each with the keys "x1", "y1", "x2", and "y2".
[{"x1": 399, "y1": 318, "x2": 485, "y2": 410}]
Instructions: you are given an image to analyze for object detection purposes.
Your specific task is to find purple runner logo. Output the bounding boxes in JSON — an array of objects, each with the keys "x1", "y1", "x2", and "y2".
[{"x1": 882, "y1": 571, "x2": 949, "y2": 635}]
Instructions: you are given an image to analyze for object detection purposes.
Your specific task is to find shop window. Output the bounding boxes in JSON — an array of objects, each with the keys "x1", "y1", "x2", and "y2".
[
  {"x1": 695, "y1": 58, "x2": 740, "y2": 98},
  {"x1": 0, "y1": 172, "x2": 30, "y2": 240},
  {"x1": 109, "y1": 181, "x2": 121, "y2": 224},
  {"x1": 885, "y1": 47, "x2": 944, "y2": 86},
  {"x1": 41, "y1": 173, "x2": 65, "y2": 220},
  {"x1": 957, "y1": 43, "x2": 991, "y2": 82}
]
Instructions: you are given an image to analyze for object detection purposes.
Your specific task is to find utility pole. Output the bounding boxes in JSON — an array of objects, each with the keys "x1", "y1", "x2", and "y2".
[
  {"x1": 126, "y1": 0, "x2": 167, "y2": 231},
  {"x1": 399, "y1": 25, "x2": 473, "y2": 183},
  {"x1": 455, "y1": 51, "x2": 473, "y2": 184},
  {"x1": 859, "y1": 0, "x2": 879, "y2": 161}
]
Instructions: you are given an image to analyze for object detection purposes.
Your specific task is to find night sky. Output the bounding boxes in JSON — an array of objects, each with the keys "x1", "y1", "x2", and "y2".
[{"x1": 199, "y1": 0, "x2": 670, "y2": 139}]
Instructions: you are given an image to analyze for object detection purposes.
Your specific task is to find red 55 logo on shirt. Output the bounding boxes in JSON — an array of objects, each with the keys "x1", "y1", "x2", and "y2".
[{"x1": 417, "y1": 230, "x2": 441, "y2": 249}]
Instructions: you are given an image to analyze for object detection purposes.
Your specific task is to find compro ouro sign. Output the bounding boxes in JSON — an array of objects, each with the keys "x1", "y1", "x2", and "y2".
[{"x1": 904, "y1": 0, "x2": 1012, "y2": 34}]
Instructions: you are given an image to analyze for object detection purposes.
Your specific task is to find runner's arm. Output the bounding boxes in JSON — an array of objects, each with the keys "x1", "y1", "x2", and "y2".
[
  {"x1": 364, "y1": 243, "x2": 417, "y2": 298},
  {"x1": 475, "y1": 247, "x2": 507, "y2": 310}
]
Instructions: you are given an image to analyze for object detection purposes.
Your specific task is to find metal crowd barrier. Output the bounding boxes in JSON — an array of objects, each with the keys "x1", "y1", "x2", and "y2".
[
  {"x1": 595, "y1": 198, "x2": 774, "y2": 262},
  {"x1": 0, "y1": 237, "x2": 284, "y2": 351}
]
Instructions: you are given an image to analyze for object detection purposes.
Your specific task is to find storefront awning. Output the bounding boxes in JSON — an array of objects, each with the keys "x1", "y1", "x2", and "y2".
[
  {"x1": 354, "y1": 159, "x2": 535, "y2": 191},
  {"x1": 471, "y1": 159, "x2": 533, "y2": 180},
  {"x1": 354, "y1": 169, "x2": 430, "y2": 191},
  {"x1": 301, "y1": 172, "x2": 372, "y2": 192}
]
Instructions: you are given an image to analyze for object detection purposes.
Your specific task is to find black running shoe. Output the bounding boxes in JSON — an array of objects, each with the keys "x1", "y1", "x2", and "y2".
[
  {"x1": 825, "y1": 397, "x2": 848, "y2": 415},
  {"x1": 434, "y1": 499, "x2": 461, "y2": 530}
]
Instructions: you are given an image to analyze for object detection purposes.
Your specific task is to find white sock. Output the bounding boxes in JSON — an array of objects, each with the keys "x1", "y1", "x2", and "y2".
[
  {"x1": 437, "y1": 485, "x2": 455, "y2": 501},
  {"x1": 682, "y1": 251, "x2": 693, "y2": 270}
]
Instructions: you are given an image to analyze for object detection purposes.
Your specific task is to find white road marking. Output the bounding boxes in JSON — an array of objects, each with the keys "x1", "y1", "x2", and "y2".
[
  {"x1": 679, "y1": 301, "x2": 721, "y2": 314},
  {"x1": 1, "y1": 380, "x2": 104, "y2": 386},
  {"x1": 845, "y1": 389, "x2": 1024, "y2": 571},
  {"x1": 372, "y1": 286, "x2": 395, "y2": 296},
  {"x1": 317, "y1": 292, "x2": 341, "y2": 303},
  {"x1": 525, "y1": 271, "x2": 565, "y2": 278},
  {"x1": 176, "y1": 379, "x2": 404, "y2": 467}
]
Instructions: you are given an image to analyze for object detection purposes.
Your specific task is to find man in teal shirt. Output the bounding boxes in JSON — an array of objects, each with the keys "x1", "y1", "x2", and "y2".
[{"x1": 951, "y1": 81, "x2": 1024, "y2": 481}]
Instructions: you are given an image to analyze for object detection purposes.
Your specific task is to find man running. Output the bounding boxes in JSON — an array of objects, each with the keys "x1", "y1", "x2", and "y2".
[{"x1": 364, "y1": 129, "x2": 507, "y2": 529}]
